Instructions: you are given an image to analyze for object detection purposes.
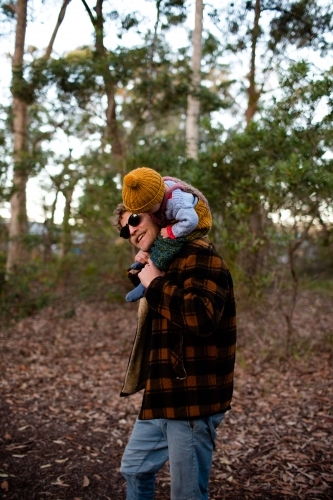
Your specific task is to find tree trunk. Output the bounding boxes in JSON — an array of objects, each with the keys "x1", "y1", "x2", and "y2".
[
  {"x1": 105, "y1": 82, "x2": 125, "y2": 174},
  {"x1": 6, "y1": 0, "x2": 71, "y2": 273},
  {"x1": 7, "y1": 0, "x2": 29, "y2": 273},
  {"x1": 244, "y1": 0, "x2": 265, "y2": 276},
  {"x1": 43, "y1": 189, "x2": 59, "y2": 262},
  {"x1": 59, "y1": 187, "x2": 74, "y2": 259},
  {"x1": 245, "y1": 0, "x2": 261, "y2": 124},
  {"x1": 88, "y1": 0, "x2": 125, "y2": 174},
  {"x1": 185, "y1": 0, "x2": 203, "y2": 160},
  {"x1": 44, "y1": 0, "x2": 72, "y2": 60}
]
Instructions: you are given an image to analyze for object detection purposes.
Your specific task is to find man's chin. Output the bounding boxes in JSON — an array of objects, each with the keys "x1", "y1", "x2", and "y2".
[{"x1": 136, "y1": 233, "x2": 148, "y2": 249}]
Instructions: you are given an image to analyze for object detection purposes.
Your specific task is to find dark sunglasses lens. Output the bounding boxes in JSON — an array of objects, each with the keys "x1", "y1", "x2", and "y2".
[
  {"x1": 128, "y1": 214, "x2": 141, "y2": 227},
  {"x1": 120, "y1": 224, "x2": 130, "y2": 239},
  {"x1": 119, "y1": 214, "x2": 141, "y2": 239}
]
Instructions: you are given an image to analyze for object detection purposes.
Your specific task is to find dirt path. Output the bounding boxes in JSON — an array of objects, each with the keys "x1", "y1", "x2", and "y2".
[{"x1": 0, "y1": 293, "x2": 332, "y2": 499}]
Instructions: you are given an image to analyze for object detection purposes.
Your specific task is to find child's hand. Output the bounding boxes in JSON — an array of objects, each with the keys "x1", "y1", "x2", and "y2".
[{"x1": 160, "y1": 227, "x2": 169, "y2": 239}]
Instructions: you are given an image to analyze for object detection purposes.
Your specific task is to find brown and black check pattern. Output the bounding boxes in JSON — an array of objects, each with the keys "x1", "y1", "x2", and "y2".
[{"x1": 121, "y1": 238, "x2": 237, "y2": 420}]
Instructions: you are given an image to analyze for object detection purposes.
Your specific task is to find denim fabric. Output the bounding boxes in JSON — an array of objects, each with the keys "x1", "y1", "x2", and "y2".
[{"x1": 120, "y1": 414, "x2": 225, "y2": 500}]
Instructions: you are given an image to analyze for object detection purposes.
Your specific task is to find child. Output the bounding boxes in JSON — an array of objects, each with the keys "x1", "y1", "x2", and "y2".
[{"x1": 121, "y1": 167, "x2": 212, "y2": 302}]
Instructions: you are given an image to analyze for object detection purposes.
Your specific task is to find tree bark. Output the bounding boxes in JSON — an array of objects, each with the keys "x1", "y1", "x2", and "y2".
[
  {"x1": 185, "y1": 0, "x2": 203, "y2": 160},
  {"x1": 59, "y1": 187, "x2": 74, "y2": 259},
  {"x1": 6, "y1": 0, "x2": 71, "y2": 273},
  {"x1": 105, "y1": 82, "x2": 124, "y2": 173},
  {"x1": 44, "y1": 0, "x2": 72, "y2": 60},
  {"x1": 82, "y1": 0, "x2": 125, "y2": 174},
  {"x1": 245, "y1": 0, "x2": 261, "y2": 124},
  {"x1": 7, "y1": 0, "x2": 29, "y2": 273},
  {"x1": 244, "y1": 0, "x2": 265, "y2": 276}
]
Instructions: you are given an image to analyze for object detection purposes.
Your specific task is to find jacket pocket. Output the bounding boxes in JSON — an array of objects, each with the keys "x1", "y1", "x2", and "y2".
[{"x1": 170, "y1": 335, "x2": 187, "y2": 380}]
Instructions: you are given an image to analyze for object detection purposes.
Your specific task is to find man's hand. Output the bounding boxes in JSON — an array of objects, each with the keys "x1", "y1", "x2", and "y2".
[
  {"x1": 134, "y1": 250, "x2": 150, "y2": 264},
  {"x1": 160, "y1": 227, "x2": 170, "y2": 239},
  {"x1": 138, "y1": 259, "x2": 165, "y2": 288}
]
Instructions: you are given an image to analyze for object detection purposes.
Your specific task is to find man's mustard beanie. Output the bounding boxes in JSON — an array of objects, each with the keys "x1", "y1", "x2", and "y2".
[{"x1": 122, "y1": 167, "x2": 165, "y2": 213}]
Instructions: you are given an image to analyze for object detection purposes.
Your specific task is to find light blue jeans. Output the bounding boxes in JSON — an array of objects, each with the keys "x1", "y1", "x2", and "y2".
[{"x1": 120, "y1": 414, "x2": 225, "y2": 500}]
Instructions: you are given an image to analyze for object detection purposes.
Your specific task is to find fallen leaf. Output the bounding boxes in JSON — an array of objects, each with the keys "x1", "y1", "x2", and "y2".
[
  {"x1": 1, "y1": 480, "x2": 9, "y2": 492},
  {"x1": 82, "y1": 475, "x2": 90, "y2": 487},
  {"x1": 1, "y1": 295, "x2": 332, "y2": 500},
  {"x1": 6, "y1": 444, "x2": 28, "y2": 451},
  {"x1": 55, "y1": 458, "x2": 69, "y2": 464}
]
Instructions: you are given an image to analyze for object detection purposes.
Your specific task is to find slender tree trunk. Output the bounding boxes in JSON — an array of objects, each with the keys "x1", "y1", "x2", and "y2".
[
  {"x1": 59, "y1": 187, "x2": 74, "y2": 259},
  {"x1": 43, "y1": 189, "x2": 59, "y2": 262},
  {"x1": 105, "y1": 82, "x2": 124, "y2": 173},
  {"x1": 243, "y1": 0, "x2": 265, "y2": 276},
  {"x1": 245, "y1": 0, "x2": 261, "y2": 124},
  {"x1": 6, "y1": 0, "x2": 71, "y2": 273},
  {"x1": 95, "y1": 0, "x2": 126, "y2": 174},
  {"x1": 44, "y1": 0, "x2": 72, "y2": 60},
  {"x1": 83, "y1": 0, "x2": 125, "y2": 174},
  {"x1": 7, "y1": 0, "x2": 29, "y2": 273},
  {"x1": 185, "y1": 0, "x2": 203, "y2": 160},
  {"x1": 145, "y1": 0, "x2": 162, "y2": 124}
]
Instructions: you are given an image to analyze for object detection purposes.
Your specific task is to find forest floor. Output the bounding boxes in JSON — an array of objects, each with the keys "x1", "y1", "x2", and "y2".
[{"x1": 0, "y1": 289, "x2": 332, "y2": 500}]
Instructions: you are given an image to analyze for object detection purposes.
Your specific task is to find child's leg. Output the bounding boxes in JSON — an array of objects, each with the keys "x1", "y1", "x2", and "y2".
[
  {"x1": 126, "y1": 262, "x2": 146, "y2": 302},
  {"x1": 125, "y1": 237, "x2": 188, "y2": 302},
  {"x1": 126, "y1": 282, "x2": 146, "y2": 302},
  {"x1": 150, "y1": 235, "x2": 188, "y2": 270}
]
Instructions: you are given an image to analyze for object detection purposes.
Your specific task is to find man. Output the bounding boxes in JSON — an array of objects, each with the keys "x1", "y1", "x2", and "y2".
[{"x1": 113, "y1": 205, "x2": 236, "y2": 500}]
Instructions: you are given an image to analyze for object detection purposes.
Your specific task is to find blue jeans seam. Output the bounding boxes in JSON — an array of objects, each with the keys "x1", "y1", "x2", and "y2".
[{"x1": 130, "y1": 434, "x2": 166, "y2": 475}]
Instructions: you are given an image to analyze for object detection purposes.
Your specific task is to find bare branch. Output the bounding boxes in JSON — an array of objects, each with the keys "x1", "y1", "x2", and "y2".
[
  {"x1": 3, "y1": 2, "x2": 16, "y2": 14},
  {"x1": 43, "y1": 0, "x2": 72, "y2": 60},
  {"x1": 80, "y1": 0, "x2": 96, "y2": 26}
]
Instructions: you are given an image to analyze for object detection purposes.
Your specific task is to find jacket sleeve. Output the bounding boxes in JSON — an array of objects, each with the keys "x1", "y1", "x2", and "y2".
[
  {"x1": 165, "y1": 189, "x2": 199, "y2": 238},
  {"x1": 144, "y1": 242, "x2": 233, "y2": 336},
  {"x1": 167, "y1": 206, "x2": 199, "y2": 237}
]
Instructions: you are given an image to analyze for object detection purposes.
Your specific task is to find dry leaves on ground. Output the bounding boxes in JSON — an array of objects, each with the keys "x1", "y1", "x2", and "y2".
[{"x1": 0, "y1": 291, "x2": 332, "y2": 499}]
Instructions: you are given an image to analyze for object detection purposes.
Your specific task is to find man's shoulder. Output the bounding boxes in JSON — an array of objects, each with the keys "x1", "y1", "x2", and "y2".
[
  {"x1": 180, "y1": 238, "x2": 224, "y2": 260},
  {"x1": 185, "y1": 237, "x2": 214, "y2": 251},
  {"x1": 171, "y1": 239, "x2": 230, "y2": 276}
]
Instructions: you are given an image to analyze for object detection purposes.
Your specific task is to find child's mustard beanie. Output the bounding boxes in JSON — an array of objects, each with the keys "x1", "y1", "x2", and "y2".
[{"x1": 122, "y1": 167, "x2": 165, "y2": 213}]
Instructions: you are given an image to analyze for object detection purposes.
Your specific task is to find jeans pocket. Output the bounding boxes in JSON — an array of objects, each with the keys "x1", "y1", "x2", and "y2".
[{"x1": 208, "y1": 413, "x2": 225, "y2": 449}]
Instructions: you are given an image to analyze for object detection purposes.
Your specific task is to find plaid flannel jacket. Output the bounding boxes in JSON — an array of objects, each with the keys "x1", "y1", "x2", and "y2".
[{"x1": 120, "y1": 238, "x2": 237, "y2": 420}]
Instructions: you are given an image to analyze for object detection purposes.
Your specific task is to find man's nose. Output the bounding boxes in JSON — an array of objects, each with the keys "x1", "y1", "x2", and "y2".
[{"x1": 129, "y1": 224, "x2": 138, "y2": 236}]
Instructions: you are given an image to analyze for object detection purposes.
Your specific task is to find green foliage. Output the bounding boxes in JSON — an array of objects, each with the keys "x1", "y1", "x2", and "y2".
[
  {"x1": 269, "y1": 0, "x2": 333, "y2": 54},
  {"x1": 2, "y1": 0, "x2": 333, "y2": 325},
  {"x1": 48, "y1": 51, "x2": 101, "y2": 107},
  {"x1": 159, "y1": 0, "x2": 187, "y2": 29},
  {"x1": 0, "y1": 262, "x2": 57, "y2": 321},
  {"x1": 1, "y1": 1, "x2": 16, "y2": 20},
  {"x1": 0, "y1": 236, "x2": 135, "y2": 323}
]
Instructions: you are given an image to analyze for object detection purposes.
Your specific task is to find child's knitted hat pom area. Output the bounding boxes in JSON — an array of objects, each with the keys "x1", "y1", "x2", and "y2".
[
  {"x1": 124, "y1": 172, "x2": 140, "y2": 189},
  {"x1": 122, "y1": 167, "x2": 165, "y2": 213}
]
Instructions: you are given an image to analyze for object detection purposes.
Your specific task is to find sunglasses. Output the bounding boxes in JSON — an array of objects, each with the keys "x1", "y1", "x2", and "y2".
[{"x1": 120, "y1": 214, "x2": 141, "y2": 239}]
